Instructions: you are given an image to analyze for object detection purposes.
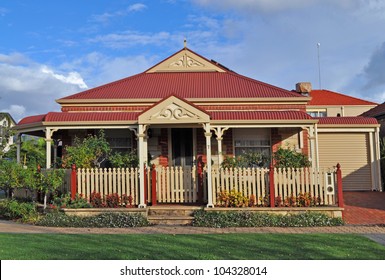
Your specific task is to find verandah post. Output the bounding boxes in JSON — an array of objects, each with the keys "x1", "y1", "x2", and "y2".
[
  {"x1": 336, "y1": 163, "x2": 344, "y2": 208},
  {"x1": 144, "y1": 164, "x2": 148, "y2": 205},
  {"x1": 269, "y1": 164, "x2": 275, "y2": 208},
  {"x1": 151, "y1": 164, "x2": 157, "y2": 206},
  {"x1": 71, "y1": 164, "x2": 77, "y2": 200}
]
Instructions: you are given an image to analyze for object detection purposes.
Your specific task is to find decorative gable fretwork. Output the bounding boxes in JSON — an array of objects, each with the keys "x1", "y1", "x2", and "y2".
[
  {"x1": 138, "y1": 95, "x2": 210, "y2": 124},
  {"x1": 146, "y1": 48, "x2": 225, "y2": 73}
]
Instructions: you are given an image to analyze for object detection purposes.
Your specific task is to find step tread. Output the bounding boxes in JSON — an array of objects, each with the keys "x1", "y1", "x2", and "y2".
[{"x1": 148, "y1": 216, "x2": 194, "y2": 220}]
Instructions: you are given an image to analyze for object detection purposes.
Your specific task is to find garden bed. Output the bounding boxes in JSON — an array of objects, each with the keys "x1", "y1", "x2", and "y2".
[
  {"x1": 205, "y1": 206, "x2": 343, "y2": 219},
  {"x1": 60, "y1": 207, "x2": 147, "y2": 217}
]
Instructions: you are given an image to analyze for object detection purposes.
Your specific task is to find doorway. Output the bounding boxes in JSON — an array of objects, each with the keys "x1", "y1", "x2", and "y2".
[{"x1": 171, "y1": 128, "x2": 193, "y2": 167}]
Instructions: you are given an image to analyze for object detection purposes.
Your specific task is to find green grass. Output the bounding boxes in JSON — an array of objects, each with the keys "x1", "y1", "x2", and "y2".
[{"x1": 0, "y1": 233, "x2": 384, "y2": 260}]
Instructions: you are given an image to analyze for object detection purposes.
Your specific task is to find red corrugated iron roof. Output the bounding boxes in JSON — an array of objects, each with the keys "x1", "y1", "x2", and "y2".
[
  {"x1": 58, "y1": 72, "x2": 304, "y2": 101},
  {"x1": 17, "y1": 111, "x2": 377, "y2": 127},
  {"x1": 17, "y1": 114, "x2": 47, "y2": 125},
  {"x1": 18, "y1": 112, "x2": 139, "y2": 126},
  {"x1": 309, "y1": 90, "x2": 377, "y2": 106},
  {"x1": 210, "y1": 111, "x2": 313, "y2": 121},
  {"x1": 316, "y1": 117, "x2": 378, "y2": 125}
]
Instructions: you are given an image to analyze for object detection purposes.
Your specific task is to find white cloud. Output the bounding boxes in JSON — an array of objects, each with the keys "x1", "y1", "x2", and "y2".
[
  {"x1": 0, "y1": 53, "x2": 89, "y2": 120},
  {"x1": 192, "y1": 0, "x2": 384, "y2": 13},
  {"x1": 40, "y1": 66, "x2": 88, "y2": 89},
  {"x1": 90, "y1": 3, "x2": 147, "y2": 23},
  {"x1": 59, "y1": 52, "x2": 157, "y2": 87},
  {"x1": 127, "y1": 3, "x2": 147, "y2": 12},
  {"x1": 0, "y1": 105, "x2": 26, "y2": 120},
  {"x1": 0, "y1": 7, "x2": 9, "y2": 16},
  {"x1": 88, "y1": 31, "x2": 172, "y2": 49}
]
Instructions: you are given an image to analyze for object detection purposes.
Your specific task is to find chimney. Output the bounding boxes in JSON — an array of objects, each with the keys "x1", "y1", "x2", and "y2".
[{"x1": 296, "y1": 82, "x2": 312, "y2": 96}]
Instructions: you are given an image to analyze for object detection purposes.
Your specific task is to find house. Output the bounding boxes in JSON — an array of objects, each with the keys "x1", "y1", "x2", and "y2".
[
  {"x1": 304, "y1": 89, "x2": 380, "y2": 192},
  {"x1": 14, "y1": 47, "x2": 382, "y2": 207},
  {"x1": 362, "y1": 102, "x2": 385, "y2": 138},
  {"x1": 0, "y1": 112, "x2": 16, "y2": 155},
  {"x1": 306, "y1": 89, "x2": 377, "y2": 117}
]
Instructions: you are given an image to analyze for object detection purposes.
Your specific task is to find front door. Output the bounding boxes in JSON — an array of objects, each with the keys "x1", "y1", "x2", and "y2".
[
  {"x1": 172, "y1": 128, "x2": 193, "y2": 167},
  {"x1": 168, "y1": 128, "x2": 197, "y2": 203}
]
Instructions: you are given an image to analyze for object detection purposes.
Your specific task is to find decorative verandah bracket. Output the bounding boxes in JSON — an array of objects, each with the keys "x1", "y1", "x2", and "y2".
[
  {"x1": 211, "y1": 126, "x2": 229, "y2": 166},
  {"x1": 302, "y1": 124, "x2": 319, "y2": 170},
  {"x1": 44, "y1": 128, "x2": 59, "y2": 169}
]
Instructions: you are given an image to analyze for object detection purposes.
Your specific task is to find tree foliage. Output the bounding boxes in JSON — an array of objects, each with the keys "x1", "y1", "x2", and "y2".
[
  {"x1": 62, "y1": 130, "x2": 111, "y2": 168},
  {"x1": 5, "y1": 137, "x2": 46, "y2": 168},
  {"x1": 221, "y1": 152, "x2": 269, "y2": 169},
  {"x1": 272, "y1": 147, "x2": 311, "y2": 169},
  {"x1": 62, "y1": 130, "x2": 139, "y2": 168}
]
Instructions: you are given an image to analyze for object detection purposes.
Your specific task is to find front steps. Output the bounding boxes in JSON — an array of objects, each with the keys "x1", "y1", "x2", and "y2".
[{"x1": 147, "y1": 206, "x2": 202, "y2": 225}]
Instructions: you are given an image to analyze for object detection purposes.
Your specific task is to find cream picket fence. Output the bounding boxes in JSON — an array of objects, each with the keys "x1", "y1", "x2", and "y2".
[
  {"x1": 273, "y1": 167, "x2": 336, "y2": 206},
  {"x1": 77, "y1": 167, "x2": 139, "y2": 205},
  {"x1": 211, "y1": 167, "x2": 269, "y2": 206},
  {"x1": 211, "y1": 167, "x2": 337, "y2": 206},
  {"x1": 156, "y1": 166, "x2": 198, "y2": 203}
]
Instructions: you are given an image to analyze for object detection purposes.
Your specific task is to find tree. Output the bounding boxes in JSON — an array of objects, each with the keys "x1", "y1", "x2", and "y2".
[
  {"x1": 62, "y1": 130, "x2": 139, "y2": 169},
  {"x1": 62, "y1": 130, "x2": 110, "y2": 168},
  {"x1": 108, "y1": 150, "x2": 139, "y2": 168},
  {"x1": 35, "y1": 168, "x2": 64, "y2": 209},
  {"x1": 5, "y1": 137, "x2": 46, "y2": 168},
  {"x1": 0, "y1": 160, "x2": 32, "y2": 198}
]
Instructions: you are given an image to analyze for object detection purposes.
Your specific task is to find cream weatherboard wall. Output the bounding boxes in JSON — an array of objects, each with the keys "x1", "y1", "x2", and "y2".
[{"x1": 317, "y1": 132, "x2": 372, "y2": 191}]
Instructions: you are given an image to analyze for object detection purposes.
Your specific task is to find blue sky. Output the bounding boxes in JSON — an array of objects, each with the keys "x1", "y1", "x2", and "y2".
[{"x1": 1, "y1": 0, "x2": 385, "y2": 121}]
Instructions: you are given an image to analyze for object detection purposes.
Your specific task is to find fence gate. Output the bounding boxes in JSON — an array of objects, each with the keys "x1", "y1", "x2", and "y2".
[{"x1": 154, "y1": 166, "x2": 200, "y2": 204}]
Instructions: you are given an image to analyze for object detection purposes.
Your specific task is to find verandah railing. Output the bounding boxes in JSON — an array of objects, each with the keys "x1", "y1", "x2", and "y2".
[
  {"x1": 68, "y1": 164, "x2": 343, "y2": 207},
  {"x1": 211, "y1": 167, "x2": 338, "y2": 206},
  {"x1": 75, "y1": 166, "x2": 139, "y2": 205}
]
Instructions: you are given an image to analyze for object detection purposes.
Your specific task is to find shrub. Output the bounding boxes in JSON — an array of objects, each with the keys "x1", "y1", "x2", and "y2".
[
  {"x1": 105, "y1": 193, "x2": 120, "y2": 208},
  {"x1": 0, "y1": 199, "x2": 39, "y2": 223},
  {"x1": 273, "y1": 147, "x2": 311, "y2": 168},
  {"x1": 36, "y1": 212, "x2": 149, "y2": 227},
  {"x1": 216, "y1": 189, "x2": 248, "y2": 207},
  {"x1": 90, "y1": 191, "x2": 105, "y2": 208},
  {"x1": 51, "y1": 193, "x2": 91, "y2": 209},
  {"x1": 221, "y1": 152, "x2": 268, "y2": 169},
  {"x1": 121, "y1": 194, "x2": 134, "y2": 208},
  {"x1": 192, "y1": 209, "x2": 344, "y2": 228}
]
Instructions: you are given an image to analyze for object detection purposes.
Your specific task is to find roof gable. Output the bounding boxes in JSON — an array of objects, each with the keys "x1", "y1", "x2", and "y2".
[
  {"x1": 138, "y1": 95, "x2": 210, "y2": 124},
  {"x1": 146, "y1": 48, "x2": 226, "y2": 73}
]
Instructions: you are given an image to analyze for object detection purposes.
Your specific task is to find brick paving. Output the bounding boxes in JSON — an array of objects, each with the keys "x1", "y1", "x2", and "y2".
[{"x1": 343, "y1": 191, "x2": 385, "y2": 225}]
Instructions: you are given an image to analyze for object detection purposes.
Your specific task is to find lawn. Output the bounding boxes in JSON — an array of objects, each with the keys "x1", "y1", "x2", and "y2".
[{"x1": 0, "y1": 233, "x2": 384, "y2": 260}]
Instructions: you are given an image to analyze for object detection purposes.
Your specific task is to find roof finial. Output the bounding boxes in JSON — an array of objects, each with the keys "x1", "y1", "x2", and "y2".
[{"x1": 184, "y1": 38, "x2": 187, "y2": 49}]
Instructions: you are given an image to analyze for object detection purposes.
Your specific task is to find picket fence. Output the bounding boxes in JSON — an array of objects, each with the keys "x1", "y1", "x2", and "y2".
[
  {"x1": 154, "y1": 166, "x2": 199, "y2": 203},
  {"x1": 211, "y1": 167, "x2": 337, "y2": 206},
  {"x1": 72, "y1": 166, "x2": 338, "y2": 207},
  {"x1": 76, "y1": 167, "x2": 139, "y2": 205}
]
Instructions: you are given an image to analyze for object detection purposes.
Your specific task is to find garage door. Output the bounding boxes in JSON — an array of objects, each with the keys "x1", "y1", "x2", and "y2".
[{"x1": 318, "y1": 133, "x2": 372, "y2": 191}]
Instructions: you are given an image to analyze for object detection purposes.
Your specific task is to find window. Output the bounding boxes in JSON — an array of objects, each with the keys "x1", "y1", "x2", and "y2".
[
  {"x1": 233, "y1": 128, "x2": 271, "y2": 157},
  {"x1": 307, "y1": 110, "x2": 327, "y2": 117},
  {"x1": 105, "y1": 129, "x2": 133, "y2": 154}
]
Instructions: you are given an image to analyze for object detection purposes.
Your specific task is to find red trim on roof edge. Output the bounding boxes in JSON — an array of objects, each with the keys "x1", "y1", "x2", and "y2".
[
  {"x1": 316, "y1": 117, "x2": 378, "y2": 125},
  {"x1": 210, "y1": 111, "x2": 313, "y2": 121}
]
